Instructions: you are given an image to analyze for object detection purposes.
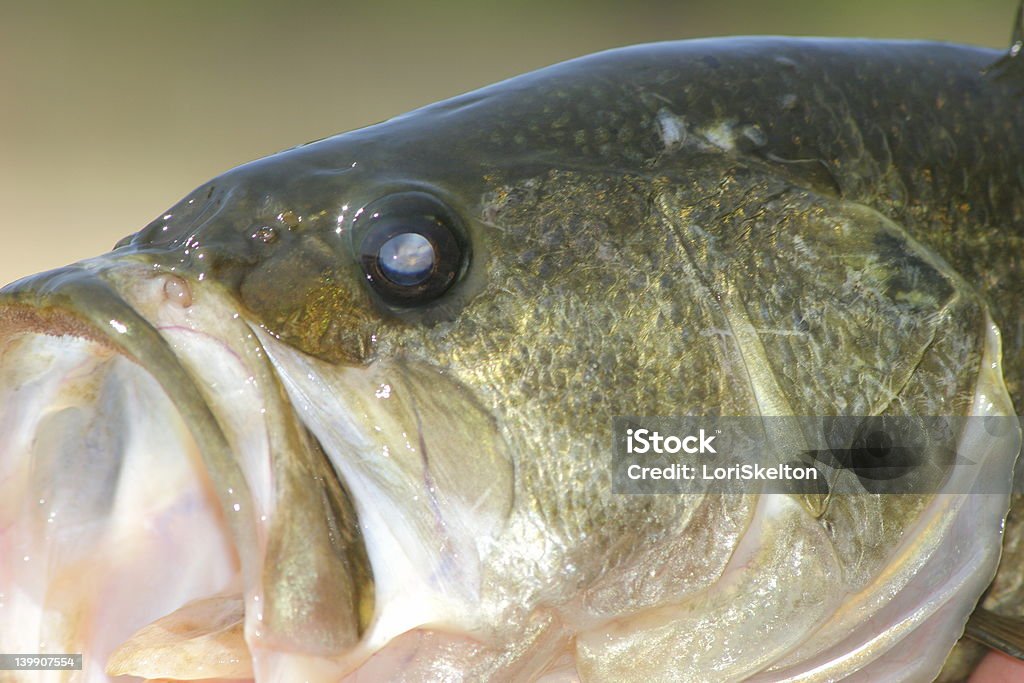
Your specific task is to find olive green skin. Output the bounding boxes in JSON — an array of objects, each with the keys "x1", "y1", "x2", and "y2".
[{"x1": 80, "y1": 38, "x2": 1024, "y2": 677}]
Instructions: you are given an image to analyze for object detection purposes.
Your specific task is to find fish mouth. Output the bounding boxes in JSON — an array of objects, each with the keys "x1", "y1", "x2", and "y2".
[
  {"x1": 0, "y1": 263, "x2": 260, "y2": 569},
  {"x1": 0, "y1": 262, "x2": 375, "y2": 680}
]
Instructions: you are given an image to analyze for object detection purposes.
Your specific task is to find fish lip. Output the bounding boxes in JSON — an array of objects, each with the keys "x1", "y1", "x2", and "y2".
[{"x1": 0, "y1": 264, "x2": 262, "y2": 591}]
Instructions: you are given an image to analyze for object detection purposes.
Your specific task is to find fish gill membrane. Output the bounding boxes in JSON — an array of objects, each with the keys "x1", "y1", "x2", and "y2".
[{"x1": 1, "y1": 33, "x2": 1024, "y2": 683}]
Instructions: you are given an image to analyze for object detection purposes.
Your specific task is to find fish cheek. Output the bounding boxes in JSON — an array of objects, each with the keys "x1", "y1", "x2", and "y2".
[{"x1": 237, "y1": 235, "x2": 382, "y2": 364}]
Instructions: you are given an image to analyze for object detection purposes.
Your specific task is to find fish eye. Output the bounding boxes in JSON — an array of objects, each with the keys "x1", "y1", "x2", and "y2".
[{"x1": 356, "y1": 192, "x2": 466, "y2": 305}]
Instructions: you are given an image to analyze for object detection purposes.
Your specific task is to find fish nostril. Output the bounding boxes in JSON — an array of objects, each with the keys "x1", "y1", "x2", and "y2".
[{"x1": 162, "y1": 275, "x2": 193, "y2": 308}]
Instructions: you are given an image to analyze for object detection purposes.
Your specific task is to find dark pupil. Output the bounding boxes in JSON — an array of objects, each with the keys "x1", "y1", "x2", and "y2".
[{"x1": 377, "y1": 232, "x2": 435, "y2": 286}]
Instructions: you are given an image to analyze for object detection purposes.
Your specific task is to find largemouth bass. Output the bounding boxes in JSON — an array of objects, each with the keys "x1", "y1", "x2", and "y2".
[{"x1": 3, "y1": 16, "x2": 1024, "y2": 683}]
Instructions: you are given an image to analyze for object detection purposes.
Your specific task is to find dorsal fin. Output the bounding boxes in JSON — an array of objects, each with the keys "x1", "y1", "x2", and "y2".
[{"x1": 984, "y1": 1, "x2": 1024, "y2": 86}]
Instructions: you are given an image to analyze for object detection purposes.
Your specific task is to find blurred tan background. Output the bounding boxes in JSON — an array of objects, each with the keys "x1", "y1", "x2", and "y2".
[{"x1": 0, "y1": 0, "x2": 1012, "y2": 285}]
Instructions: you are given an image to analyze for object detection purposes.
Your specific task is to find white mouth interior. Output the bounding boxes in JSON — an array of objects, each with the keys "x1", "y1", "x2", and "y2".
[{"x1": 0, "y1": 331, "x2": 238, "y2": 682}]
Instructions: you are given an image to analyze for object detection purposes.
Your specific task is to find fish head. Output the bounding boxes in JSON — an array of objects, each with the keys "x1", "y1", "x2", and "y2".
[{"x1": 0, "y1": 42, "x2": 1020, "y2": 682}]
